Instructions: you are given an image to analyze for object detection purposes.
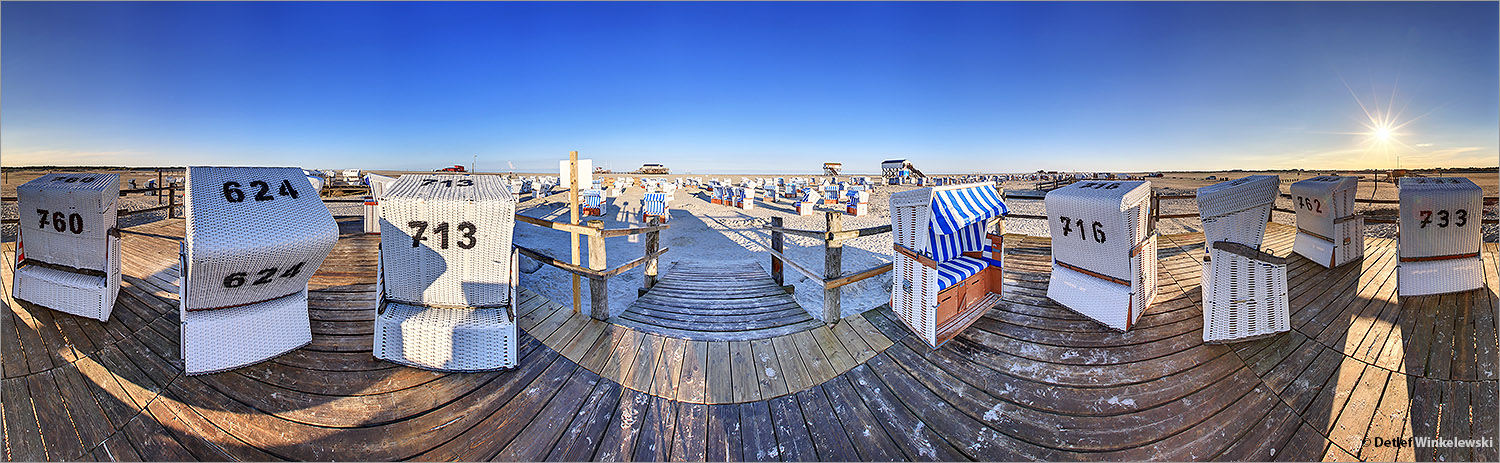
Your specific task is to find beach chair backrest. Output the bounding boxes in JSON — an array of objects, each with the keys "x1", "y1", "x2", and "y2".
[
  {"x1": 16, "y1": 173, "x2": 121, "y2": 271},
  {"x1": 1399, "y1": 177, "x2": 1482, "y2": 260},
  {"x1": 1290, "y1": 176, "x2": 1358, "y2": 239},
  {"x1": 1196, "y1": 175, "x2": 1279, "y2": 247},
  {"x1": 380, "y1": 174, "x2": 515, "y2": 307},
  {"x1": 1044, "y1": 180, "x2": 1152, "y2": 282},
  {"x1": 183, "y1": 166, "x2": 338, "y2": 310}
]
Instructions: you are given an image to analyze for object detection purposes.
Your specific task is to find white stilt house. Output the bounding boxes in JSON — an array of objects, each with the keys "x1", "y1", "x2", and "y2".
[
  {"x1": 1044, "y1": 181, "x2": 1158, "y2": 331},
  {"x1": 891, "y1": 183, "x2": 1008, "y2": 347},
  {"x1": 1196, "y1": 175, "x2": 1289, "y2": 343},
  {"x1": 13, "y1": 173, "x2": 122, "y2": 322},
  {"x1": 1397, "y1": 177, "x2": 1484, "y2": 296},
  {"x1": 179, "y1": 167, "x2": 339, "y2": 374},
  {"x1": 1291, "y1": 175, "x2": 1364, "y2": 268},
  {"x1": 374, "y1": 174, "x2": 519, "y2": 371}
]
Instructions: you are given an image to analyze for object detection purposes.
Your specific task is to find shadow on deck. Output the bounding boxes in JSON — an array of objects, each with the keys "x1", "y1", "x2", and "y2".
[{"x1": 1, "y1": 219, "x2": 1494, "y2": 461}]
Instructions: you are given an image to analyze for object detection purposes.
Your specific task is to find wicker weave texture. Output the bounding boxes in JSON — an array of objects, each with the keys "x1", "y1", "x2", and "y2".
[
  {"x1": 1290, "y1": 175, "x2": 1363, "y2": 268},
  {"x1": 13, "y1": 238, "x2": 119, "y2": 321},
  {"x1": 1398, "y1": 258, "x2": 1485, "y2": 296},
  {"x1": 891, "y1": 195, "x2": 940, "y2": 345},
  {"x1": 380, "y1": 174, "x2": 515, "y2": 307},
  {"x1": 180, "y1": 289, "x2": 312, "y2": 375},
  {"x1": 183, "y1": 167, "x2": 339, "y2": 310},
  {"x1": 1398, "y1": 177, "x2": 1483, "y2": 259},
  {"x1": 1044, "y1": 181, "x2": 1153, "y2": 282},
  {"x1": 373, "y1": 302, "x2": 517, "y2": 371},
  {"x1": 1197, "y1": 176, "x2": 1288, "y2": 342},
  {"x1": 16, "y1": 173, "x2": 120, "y2": 271}
]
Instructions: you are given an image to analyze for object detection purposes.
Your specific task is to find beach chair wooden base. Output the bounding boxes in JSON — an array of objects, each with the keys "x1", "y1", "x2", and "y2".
[
  {"x1": 711, "y1": 198, "x2": 723, "y2": 205},
  {"x1": 582, "y1": 207, "x2": 602, "y2": 216},
  {"x1": 642, "y1": 212, "x2": 669, "y2": 223},
  {"x1": 847, "y1": 203, "x2": 867, "y2": 216}
]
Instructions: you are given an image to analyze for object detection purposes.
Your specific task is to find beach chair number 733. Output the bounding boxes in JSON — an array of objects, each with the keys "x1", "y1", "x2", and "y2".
[
  {"x1": 1418, "y1": 209, "x2": 1467, "y2": 228},
  {"x1": 1059, "y1": 216, "x2": 1106, "y2": 243},
  {"x1": 407, "y1": 221, "x2": 478, "y2": 249}
]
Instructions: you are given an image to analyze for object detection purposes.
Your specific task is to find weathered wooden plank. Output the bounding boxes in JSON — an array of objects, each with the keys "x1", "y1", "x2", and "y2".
[
  {"x1": 794, "y1": 385, "x2": 859, "y2": 461},
  {"x1": 118, "y1": 412, "x2": 195, "y2": 462},
  {"x1": 736, "y1": 401, "x2": 778, "y2": 462},
  {"x1": 495, "y1": 367, "x2": 602, "y2": 461},
  {"x1": 2, "y1": 377, "x2": 45, "y2": 462},
  {"x1": 706, "y1": 342, "x2": 734, "y2": 405},
  {"x1": 633, "y1": 394, "x2": 678, "y2": 461},
  {"x1": 627, "y1": 334, "x2": 666, "y2": 393},
  {"x1": 705, "y1": 404, "x2": 742, "y2": 462},
  {"x1": 594, "y1": 388, "x2": 652, "y2": 461},
  {"x1": 729, "y1": 341, "x2": 761, "y2": 403},
  {"x1": 767, "y1": 395, "x2": 818, "y2": 461},
  {"x1": 652, "y1": 336, "x2": 687, "y2": 399},
  {"x1": 51, "y1": 363, "x2": 116, "y2": 450},
  {"x1": 770, "y1": 335, "x2": 812, "y2": 394},
  {"x1": 819, "y1": 375, "x2": 905, "y2": 461},
  {"x1": 790, "y1": 331, "x2": 837, "y2": 385},
  {"x1": 842, "y1": 364, "x2": 965, "y2": 461},
  {"x1": 677, "y1": 340, "x2": 709, "y2": 404},
  {"x1": 749, "y1": 339, "x2": 789, "y2": 399},
  {"x1": 547, "y1": 378, "x2": 623, "y2": 462},
  {"x1": 670, "y1": 401, "x2": 709, "y2": 462}
]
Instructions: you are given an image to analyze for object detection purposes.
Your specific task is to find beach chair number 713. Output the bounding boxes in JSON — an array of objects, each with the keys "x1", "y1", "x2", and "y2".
[
  {"x1": 407, "y1": 221, "x2": 478, "y2": 249},
  {"x1": 1059, "y1": 216, "x2": 1106, "y2": 243}
]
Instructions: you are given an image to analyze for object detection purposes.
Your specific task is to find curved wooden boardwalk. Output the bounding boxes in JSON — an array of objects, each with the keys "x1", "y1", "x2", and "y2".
[
  {"x1": 1, "y1": 219, "x2": 1495, "y2": 461},
  {"x1": 613, "y1": 261, "x2": 823, "y2": 341}
]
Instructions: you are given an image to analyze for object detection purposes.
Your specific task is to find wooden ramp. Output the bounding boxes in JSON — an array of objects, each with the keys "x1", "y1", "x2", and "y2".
[{"x1": 612, "y1": 261, "x2": 824, "y2": 341}]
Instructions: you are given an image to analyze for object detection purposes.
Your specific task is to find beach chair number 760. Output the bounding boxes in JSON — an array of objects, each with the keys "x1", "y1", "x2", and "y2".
[
  {"x1": 1059, "y1": 216, "x2": 1106, "y2": 243},
  {"x1": 407, "y1": 221, "x2": 478, "y2": 249}
]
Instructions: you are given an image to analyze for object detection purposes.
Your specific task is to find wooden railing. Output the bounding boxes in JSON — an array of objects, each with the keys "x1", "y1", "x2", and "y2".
[
  {"x1": 762, "y1": 212, "x2": 893, "y2": 323},
  {"x1": 513, "y1": 214, "x2": 669, "y2": 319},
  {"x1": 1, "y1": 185, "x2": 183, "y2": 224}
]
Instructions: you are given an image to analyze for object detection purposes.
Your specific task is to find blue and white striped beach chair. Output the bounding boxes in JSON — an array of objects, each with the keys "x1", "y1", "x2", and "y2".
[
  {"x1": 642, "y1": 192, "x2": 670, "y2": 223},
  {"x1": 581, "y1": 188, "x2": 604, "y2": 216},
  {"x1": 794, "y1": 189, "x2": 820, "y2": 215},
  {"x1": 890, "y1": 183, "x2": 1009, "y2": 347}
]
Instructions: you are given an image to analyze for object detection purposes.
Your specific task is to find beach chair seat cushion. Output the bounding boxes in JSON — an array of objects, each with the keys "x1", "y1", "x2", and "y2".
[{"x1": 936, "y1": 256, "x2": 987, "y2": 291}]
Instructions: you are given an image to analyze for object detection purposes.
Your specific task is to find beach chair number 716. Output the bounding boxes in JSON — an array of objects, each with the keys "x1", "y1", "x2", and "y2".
[{"x1": 1059, "y1": 216, "x2": 1106, "y2": 243}]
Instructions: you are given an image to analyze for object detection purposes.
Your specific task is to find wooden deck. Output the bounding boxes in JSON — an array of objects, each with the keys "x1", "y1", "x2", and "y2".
[
  {"x1": 1, "y1": 219, "x2": 1495, "y2": 461},
  {"x1": 612, "y1": 261, "x2": 824, "y2": 341}
]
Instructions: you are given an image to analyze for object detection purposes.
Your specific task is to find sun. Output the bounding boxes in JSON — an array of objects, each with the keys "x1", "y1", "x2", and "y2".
[{"x1": 1370, "y1": 124, "x2": 1395, "y2": 143}]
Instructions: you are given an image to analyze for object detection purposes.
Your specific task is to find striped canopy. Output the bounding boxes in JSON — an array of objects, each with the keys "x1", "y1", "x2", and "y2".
[{"x1": 930, "y1": 185, "x2": 1008, "y2": 236}]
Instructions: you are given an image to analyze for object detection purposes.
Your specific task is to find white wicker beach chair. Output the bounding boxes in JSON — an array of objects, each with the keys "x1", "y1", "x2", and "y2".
[
  {"x1": 374, "y1": 174, "x2": 518, "y2": 371},
  {"x1": 1196, "y1": 175, "x2": 1289, "y2": 343},
  {"x1": 1291, "y1": 175, "x2": 1364, "y2": 268},
  {"x1": 362, "y1": 173, "x2": 399, "y2": 235},
  {"x1": 891, "y1": 184, "x2": 1008, "y2": 347},
  {"x1": 1044, "y1": 181, "x2": 1158, "y2": 331},
  {"x1": 821, "y1": 185, "x2": 840, "y2": 205},
  {"x1": 12, "y1": 173, "x2": 121, "y2": 322},
  {"x1": 795, "y1": 189, "x2": 821, "y2": 215},
  {"x1": 738, "y1": 187, "x2": 756, "y2": 210},
  {"x1": 179, "y1": 166, "x2": 339, "y2": 374},
  {"x1": 1397, "y1": 177, "x2": 1484, "y2": 296}
]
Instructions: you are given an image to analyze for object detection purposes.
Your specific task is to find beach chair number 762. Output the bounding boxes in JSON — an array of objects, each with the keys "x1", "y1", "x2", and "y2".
[
  {"x1": 1059, "y1": 216, "x2": 1106, "y2": 243},
  {"x1": 407, "y1": 221, "x2": 478, "y2": 249}
]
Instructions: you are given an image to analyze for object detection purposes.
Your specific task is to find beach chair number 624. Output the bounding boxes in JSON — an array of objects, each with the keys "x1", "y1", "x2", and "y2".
[
  {"x1": 223, "y1": 262, "x2": 307, "y2": 288},
  {"x1": 407, "y1": 221, "x2": 478, "y2": 249},
  {"x1": 1058, "y1": 216, "x2": 1106, "y2": 243},
  {"x1": 1418, "y1": 209, "x2": 1468, "y2": 228},
  {"x1": 222, "y1": 180, "x2": 301, "y2": 202}
]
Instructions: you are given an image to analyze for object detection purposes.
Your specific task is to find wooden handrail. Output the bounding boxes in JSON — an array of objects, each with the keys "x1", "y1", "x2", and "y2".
[
  {"x1": 824, "y1": 263, "x2": 892, "y2": 290},
  {"x1": 600, "y1": 247, "x2": 670, "y2": 278},
  {"x1": 765, "y1": 247, "x2": 824, "y2": 282},
  {"x1": 761, "y1": 224, "x2": 891, "y2": 241},
  {"x1": 516, "y1": 244, "x2": 602, "y2": 278},
  {"x1": 516, "y1": 213, "x2": 670, "y2": 238},
  {"x1": 893, "y1": 242, "x2": 938, "y2": 269}
]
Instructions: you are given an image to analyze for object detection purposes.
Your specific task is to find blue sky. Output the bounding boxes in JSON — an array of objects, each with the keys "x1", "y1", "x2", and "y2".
[{"x1": 3, "y1": 2, "x2": 1495, "y2": 174}]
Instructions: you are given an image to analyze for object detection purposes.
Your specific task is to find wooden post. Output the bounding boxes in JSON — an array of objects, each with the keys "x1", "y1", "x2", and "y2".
[
  {"x1": 823, "y1": 211, "x2": 842, "y2": 323},
  {"x1": 569, "y1": 151, "x2": 582, "y2": 314},
  {"x1": 588, "y1": 220, "x2": 608, "y2": 319},
  {"x1": 1149, "y1": 191, "x2": 1160, "y2": 236},
  {"x1": 167, "y1": 185, "x2": 176, "y2": 219},
  {"x1": 640, "y1": 216, "x2": 660, "y2": 296},
  {"x1": 157, "y1": 169, "x2": 164, "y2": 203},
  {"x1": 770, "y1": 216, "x2": 784, "y2": 286}
]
